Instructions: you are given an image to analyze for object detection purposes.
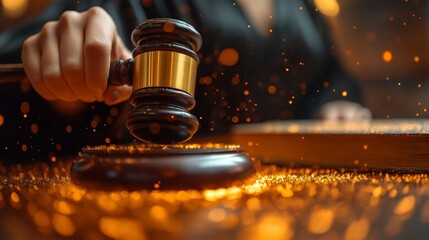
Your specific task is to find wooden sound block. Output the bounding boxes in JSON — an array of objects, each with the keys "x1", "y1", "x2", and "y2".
[
  {"x1": 71, "y1": 143, "x2": 256, "y2": 190},
  {"x1": 231, "y1": 119, "x2": 429, "y2": 172}
]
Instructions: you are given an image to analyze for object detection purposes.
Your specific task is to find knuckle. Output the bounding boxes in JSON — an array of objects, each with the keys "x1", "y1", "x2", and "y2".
[
  {"x1": 39, "y1": 21, "x2": 56, "y2": 40},
  {"x1": 84, "y1": 40, "x2": 111, "y2": 55},
  {"x1": 62, "y1": 59, "x2": 83, "y2": 75},
  {"x1": 86, "y1": 6, "x2": 107, "y2": 17},
  {"x1": 21, "y1": 35, "x2": 36, "y2": 54},
  {"x1": 42, "y1": 68, "x2": 62, "y2": 82},
  {"x1": 59, "y1": 11, "x2": 80, "y2": 27}
]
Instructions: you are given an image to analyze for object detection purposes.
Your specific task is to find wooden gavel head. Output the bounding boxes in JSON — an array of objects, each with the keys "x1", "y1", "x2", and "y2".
[{"x1": 110, "y1": 18, "x2": 202, "y2": 144}]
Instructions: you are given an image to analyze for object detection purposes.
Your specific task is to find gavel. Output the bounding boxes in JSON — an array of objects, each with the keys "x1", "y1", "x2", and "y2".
[{"x1": 0, "y1": 18, "x2": 202, "y2": 145}]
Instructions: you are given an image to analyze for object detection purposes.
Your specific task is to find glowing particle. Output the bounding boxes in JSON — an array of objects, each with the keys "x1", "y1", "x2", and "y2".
[
  {"x1": 99, "y1": 217, "x2": 144, "y2": 240},
  {"x1": 163, "y1": 22, "x2": 175, "y2": 32},
  {"x1": 91, "y1": 119, "x2": 98, "y2": 129},
  {"x1": 414, "y1": 56, "x2": 420, "y2": 62},
  {"x1": 323, "y1": 81, "x2": 329, "y2": 88},
  {"x1": 314, "y1": 0, "x2": 340, "y2": 17},
  {"x1": 105, "y1": 138, "x2": 111, "y2": 144},
  {"x1": 33, "y1": 210, "x2": 51, "y2": 228},
  {"x1": 363, "y1": 144, "x2": 368, "y2": 150},
  {"x1": 307, "y1": 208, "x2": 335, "y2": 234},
  {"x1": 208, "y1": 208, "x2": 227, "y2": 222},
  {"x1": 10, "y1": 192, "x2": 20, "y2": 203},
  {"x1": 30, "y1": 123, "x2": 38, "y2": 134},
  {"x1": 218, "y1": 48, "x2": 239, "y2": 66},
  {"x1": 199, "y1": 76, "x2": 213, "y2": 85},
  {"x1": 232, "y1": 116, "x2": 239, "y2": 123},
  {"x1": 21, "y1": 144, "x2": 27, "y2": 152},
  {"x1": 52, "y1": 214, "x2": 75, "y2": 237},
  {"x1": 110, "y1": 107, "x2": 118, "y2": 116},
  {"x1": 344, "y1": 218, "x2": 370, "y2": 240},
  {"x1": 54, "y1": 200, "x2": 75, "y2": 215},
  {"x1": 149, "y1": 205, "x2": 168, "y2": 221},
  {"x1": 246, "y1": 197, "x2": 261, "y2": 212},
  {"x1": 0, "y1": 114, "x2": 4, "y2": 126},
  {"x1": 268, "y1": 85, "x2": 277, "y2": 94},
  {"x1": 269, "y1": 29, "x2": 273, "y2": 33},
  {"x1": 66, "y1": 125, "x2": 72, "y2": 133},
  {"x1": 231, "y1": 74, "x2": 240, "y2": 85},
  {"x1": 20, "y1": 101, "x2": 30, "y2": 114},
  {"x1": 382, "y1": 50, "x2": 393, "y2": 62},
  {"x1": 394, "y1": 195, "x2": 416, "y2": 215},
  {"x1": 1, "y1": 0, "x2": 29, "y2": 18},
  {"x1": 342, "y1": 91, "x2": 348, "y2": 97},
  {"x1": 246, "y1": 213, "x2": 294, "y2": 240}
]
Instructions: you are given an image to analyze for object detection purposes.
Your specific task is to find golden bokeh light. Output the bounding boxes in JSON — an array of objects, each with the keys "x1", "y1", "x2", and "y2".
[
  {"x1": 382, "y1": 50, "x2": 393, "y2": 62},
  {"x1": 314, "y1": 0, "x2": 340, "y2": 17},
  {"x1": 218, "y1": 48, "x2": 239, "y2": 66},
  {"x1": 1, "y1": 0, "x2": 28, "y2": 18}
]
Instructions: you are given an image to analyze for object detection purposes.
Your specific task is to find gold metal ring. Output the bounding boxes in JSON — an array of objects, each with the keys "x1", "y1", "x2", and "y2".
[{"x1": 133, "y1": 51, "x2": 198, "y2": 95}]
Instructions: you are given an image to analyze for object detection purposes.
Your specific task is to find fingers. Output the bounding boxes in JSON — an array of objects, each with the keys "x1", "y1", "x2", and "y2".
[
  {"x1": 40, "y1": 21, "x2": 78, "y2": 102},
  {"x1": 84, "y1": 7, "x2": 116, "y2": 101},
  {"x1": 59, "y1": 11, "x2": 95, "y2": 102},
  {"x1": 22, "y1": 6, "x2": 132, "y2": 104},
  {"x1": 22, "y1": 35, "x2": 57, "y2": 100},
  {"x1": 104, "y1": 85, "x2": 132, "y2": 105}
]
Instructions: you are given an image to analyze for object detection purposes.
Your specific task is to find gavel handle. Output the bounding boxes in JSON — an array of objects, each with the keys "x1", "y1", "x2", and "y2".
[{"x1": 0, "y1": 59, "x2": 134, "y2": 86}]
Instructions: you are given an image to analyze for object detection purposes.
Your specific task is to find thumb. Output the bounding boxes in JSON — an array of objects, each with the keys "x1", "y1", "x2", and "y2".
[
  {"x1": 104, "y1": 34, "x2": 133, "y2": 105},
  {"x1": 104, "y1": 85, "x2": 132, "y2": 105}
]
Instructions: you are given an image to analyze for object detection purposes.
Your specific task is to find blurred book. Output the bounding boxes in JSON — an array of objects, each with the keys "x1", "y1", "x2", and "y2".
[{"x1": 231, "y1": 119, "x2": 429, "y2": 172}]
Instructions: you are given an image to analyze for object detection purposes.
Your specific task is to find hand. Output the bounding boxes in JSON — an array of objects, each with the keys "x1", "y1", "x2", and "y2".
[
  {"x1": 21, "y1": 7, "x2": 132, "y2": 105},
  {"x1": 318, "y1": 100, "x2": 372, "y2": 120}
]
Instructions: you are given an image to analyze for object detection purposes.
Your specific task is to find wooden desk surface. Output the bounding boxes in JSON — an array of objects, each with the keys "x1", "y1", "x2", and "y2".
[
  {"x1": 1, "y1": 157, "x2": 429, "y2": 239},
  {"x1": 1, "y1": 119, "x2": 429, "y2": 239}
]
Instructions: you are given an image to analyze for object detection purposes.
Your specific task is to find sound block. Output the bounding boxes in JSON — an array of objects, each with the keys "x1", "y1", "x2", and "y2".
[{"x1": 71, "y1": 143, "x2": 256, "y2": 190}]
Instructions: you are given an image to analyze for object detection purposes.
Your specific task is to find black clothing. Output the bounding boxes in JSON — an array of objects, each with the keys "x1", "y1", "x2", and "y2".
[{"x1": 0, "y1": 0, "x2": 362, "y2": 161}]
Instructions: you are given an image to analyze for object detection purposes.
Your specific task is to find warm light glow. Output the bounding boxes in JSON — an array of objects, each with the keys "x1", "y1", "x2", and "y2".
[
  {"x1": 0, "y1": 114, "x2": 4, "y2": 126},
  {"x1": 307, "y1": 208, "x2": 335, "y2": 234},
  {"x1": 30, "y1": 123, "x2": 38, "y2": 134},
  {"x1": 414, "y1": 56, "x2": 420, "y2": 62},
  {"x1": 20, "y1": 101, "x2": 30, "y2": 114},
  {"x1": 394, "y1": 195, "x2": 416, "y2": 215},
  {"x1": 149, "y1": 205, "x2": 168, "y2": 221},
  {"x1": 342, "y1": 91, "x2": 348, "y2": 97},
  {"x1": 382, "y1": 50, "x2": 393, "y2": 62},
  {"x1": 218, "y1": 48, "x2": 239, "y2": 66},
  {"x1": 99, "y1": 217, "x2": 145, "y2": 240},
  {"x1": 268, "y1": 85, "x2": 277, "y2": 94},
  {"x1": 314, "y1": 0, "x2": 340, "y2": 17},
  {"x1": 1, "y1": 0, "x2": 28, "y2": 18},
  {"x1": 344, "y1": 218, "x2": 370, "y2": 240},
  {"x1": 52, "y1": 214, "x2": 76, "y2": 237}
]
